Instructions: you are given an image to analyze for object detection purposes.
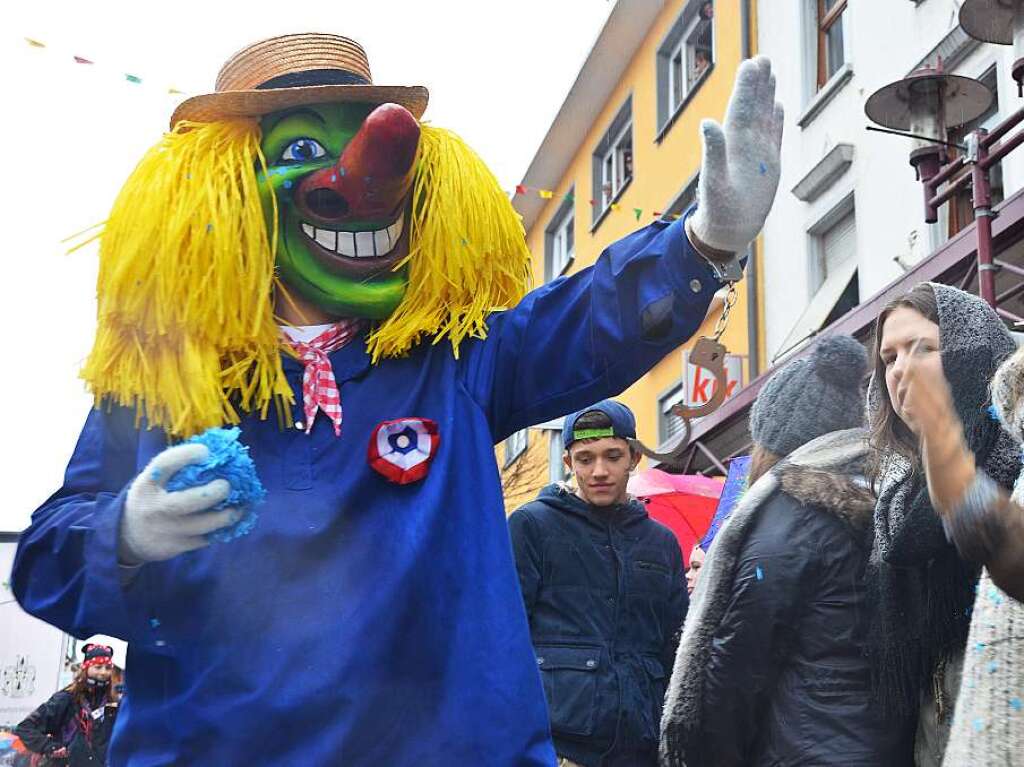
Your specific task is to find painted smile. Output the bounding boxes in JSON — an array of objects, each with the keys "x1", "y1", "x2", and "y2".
[{"x1": 300, "y1": 216, "x2": 405, "y2": 260}]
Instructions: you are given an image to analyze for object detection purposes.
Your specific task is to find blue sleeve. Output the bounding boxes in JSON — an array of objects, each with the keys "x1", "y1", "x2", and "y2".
[
  {"x1": 460, "y1": 208, "x2": 722, "y2": 442},
  {"x1": 11, "y1": 406, "x2": 154, "y2": 644},
  {"x1": 663, "y1": 543, "x2": 689, "y2": 670},
  {"x1": 508, "y1": 508, "x2": 543, "y2": 619}
]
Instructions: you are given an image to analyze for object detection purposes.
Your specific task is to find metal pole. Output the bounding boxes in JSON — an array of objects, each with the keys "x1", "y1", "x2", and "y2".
[
  {"x1": 741, "y1": 0, "x2": 760, "y2": 378},
  {"x1": 970, "y1": 129, "x2": 998, "y2": 307}
]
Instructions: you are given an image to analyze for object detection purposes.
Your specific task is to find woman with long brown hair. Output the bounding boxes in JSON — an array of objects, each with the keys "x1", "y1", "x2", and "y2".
[
  {"x1": 15, "y1": 644, "x2": 119, "y2": 765},
  {"x1": 864, "y1": 282, "x2": 1018, "y2": 766}
]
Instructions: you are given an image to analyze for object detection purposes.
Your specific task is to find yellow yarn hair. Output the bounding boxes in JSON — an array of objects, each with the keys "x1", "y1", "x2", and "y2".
[
  {"x1": 366, "y1": 124, "x2": 532, "y2": 361},
  {"x1": 82, "y1": 119, "x2": 292, "y2": 438},
  {"x1": 83, "y1": 118, "x2": 531, "y2": 438}
]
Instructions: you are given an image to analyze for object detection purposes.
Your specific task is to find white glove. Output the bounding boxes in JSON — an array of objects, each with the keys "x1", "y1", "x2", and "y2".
[
  {"x1": 687, "y1": 55, "x2": 784, "y2": 257},
  {"x1": 118, "y1": 444, "x2": 235, "y2": 565}
]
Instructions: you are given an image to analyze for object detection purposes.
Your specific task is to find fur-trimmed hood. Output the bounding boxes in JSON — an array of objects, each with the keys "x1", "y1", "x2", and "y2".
[{"x1": 777, "y1": 461, "x2": 874, "y2": 534}]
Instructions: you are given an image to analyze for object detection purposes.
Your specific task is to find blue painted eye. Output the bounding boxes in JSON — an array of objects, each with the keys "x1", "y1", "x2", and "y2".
[{"x1": 279, "y1": 138, "x2": 326, "y2": 163}]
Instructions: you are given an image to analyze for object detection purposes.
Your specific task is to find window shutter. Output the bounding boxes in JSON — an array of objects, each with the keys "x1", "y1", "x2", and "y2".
[{"x1": 823, "y1": 211, "x2": 856, "y2": 276}]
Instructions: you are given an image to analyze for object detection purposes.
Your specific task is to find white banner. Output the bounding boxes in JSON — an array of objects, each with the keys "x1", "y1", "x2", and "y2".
[{"x1": 0, "y1": 540, "x2": 66, "y2": 727}]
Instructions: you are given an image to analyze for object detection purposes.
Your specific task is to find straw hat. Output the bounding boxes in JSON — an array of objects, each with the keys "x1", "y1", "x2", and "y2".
[{"x1": 170, "y1": 33, "x2": 429, "y2": 128}]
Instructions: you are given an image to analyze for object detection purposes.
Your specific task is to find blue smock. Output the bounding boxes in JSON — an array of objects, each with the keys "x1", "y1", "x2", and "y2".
[{"x1": 13, "y1": 215, "x2": 719, "y2": 765}]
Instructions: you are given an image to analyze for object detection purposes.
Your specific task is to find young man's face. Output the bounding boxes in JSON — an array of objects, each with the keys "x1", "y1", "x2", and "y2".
[{"x1": 565, "y1": 437, "x2": 639, "y2": 507}]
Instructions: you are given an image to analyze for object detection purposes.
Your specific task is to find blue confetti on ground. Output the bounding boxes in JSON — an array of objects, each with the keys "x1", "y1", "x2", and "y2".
[
  {"x1": 988, "y1": 404, "x2": 1001, "y2": 421},
  {"x1": 1010, "y1": 698, "x2": 1023, "y2": 712},
  {"x1": 755, "y1": 566, "x2": 764, "y2": 581},
  {"x1": 973, "y1": 718, "x2": 985, "y2": 732},
  {"x1": 166, "y1": 427, "x2": 266, "y2": 543},
  {"x1": 759, "y1": 162, "x2": 767, "y2": 175},
  {"x1": 988, "y1": 661, "x2": 1000, "y2": 674}
]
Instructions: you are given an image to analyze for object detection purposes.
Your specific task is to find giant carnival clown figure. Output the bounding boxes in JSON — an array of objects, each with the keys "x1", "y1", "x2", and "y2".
[{"x1": 13, "y1": 33, "x2": 783, "y2": 765}]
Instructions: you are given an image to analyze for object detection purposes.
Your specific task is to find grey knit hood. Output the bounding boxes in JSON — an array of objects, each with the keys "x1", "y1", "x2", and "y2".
[{"x1": 867, "y1": 282, "x2": 1016, "y2": 563}]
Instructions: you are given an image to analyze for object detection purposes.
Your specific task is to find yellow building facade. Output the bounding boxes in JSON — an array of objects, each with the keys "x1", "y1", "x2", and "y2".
[{"x1": 500, "y1": 0, "x2": 760, "y2": 512}]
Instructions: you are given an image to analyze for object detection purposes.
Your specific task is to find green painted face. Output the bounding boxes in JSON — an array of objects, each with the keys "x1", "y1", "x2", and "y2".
[{"x1": 258, "y1": 102, "x2": 420, "y2": 319}]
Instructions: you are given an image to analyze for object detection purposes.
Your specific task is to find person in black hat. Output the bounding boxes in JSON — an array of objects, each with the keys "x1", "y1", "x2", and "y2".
[
  {"x1": 15, "y1": 644, "x2": 119, "y2": 766},
  {"x1": 508, "y1": 400, "x2": 688, "y2": 767}
]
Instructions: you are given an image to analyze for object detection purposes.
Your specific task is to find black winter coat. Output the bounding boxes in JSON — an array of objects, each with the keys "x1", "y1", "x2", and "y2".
[
  {"x1": 695, "y1": 464, "x2": 914, "y2": 766},
  {"x1": 15, "y1": 689, "x2": 116, "y2": 767},
  {"x1": 509, "y1": 484, "x2": 688, "y2": 767}
]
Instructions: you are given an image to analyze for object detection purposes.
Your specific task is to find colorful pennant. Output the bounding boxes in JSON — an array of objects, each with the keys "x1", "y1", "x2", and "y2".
[
  {"x1": 21, "y1": 36, "x2": 188, "y2": 96},
  {"x1": 510, "y1": 183, "x2": 683, "y2": 221},
  {"x1": 20, "y1": 37, "x2": 686, "y2": 224}
]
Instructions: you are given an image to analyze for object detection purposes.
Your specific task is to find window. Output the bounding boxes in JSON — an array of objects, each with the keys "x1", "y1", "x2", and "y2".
[
  {"x1": 817, "y1": 209, "x2": 857, "y2": 291},
  {"x1": 592, "y1": 97, "x2": 633, "y2": 225},
  {"x1": 658, "y1": 383, "x2": 688, "y2": 447},
  {"x1": 548, "y1": 431, "x2": 568, "y2": 483},
  {"x1": 601, "y1": 124, "x2": 632, "y2": 208},
  {"x1": 544, "y1": 190, "x2": 575, "y2": 281},
  {"x1": 504, "y1": 429, "x2": 528, "y2": 466},
  {"x1": 664, "y1": 173, "x2": 699, "y2": 219},
  {"x1": 817, "y1": 0, "x2": 847, "y2": 90},
  {"x1": 947, "y1": 66, "x2": 1003, "y2": 239},
  {"x1": 777, "y1": 205, "x2": 859, "y2": 358},
  {"x1": 817, "y1": 211, "x2": 860, "y2": 324},
  {"x1": 658, "y1": 2, "x2": 715, "y2": 133}
]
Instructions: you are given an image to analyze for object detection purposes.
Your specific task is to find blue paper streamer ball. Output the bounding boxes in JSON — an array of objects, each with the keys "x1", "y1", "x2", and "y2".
[{"x1": 165, "y1": 427, "x2": 266, "y2": 543}]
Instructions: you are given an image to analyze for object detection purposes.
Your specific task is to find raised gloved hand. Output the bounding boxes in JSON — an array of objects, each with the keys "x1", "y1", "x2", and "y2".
[
  {"x1": 118, "y1": 444, "x2": 235, "y2": 565},
  {"x1": 687, "y1": 55, "x2": 784, "y2": 259}
]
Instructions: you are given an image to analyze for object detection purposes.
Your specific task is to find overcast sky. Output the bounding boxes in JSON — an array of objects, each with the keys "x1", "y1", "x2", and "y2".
[{"x1": 0, "y1": 0, "x2": 614, "y2": 531}]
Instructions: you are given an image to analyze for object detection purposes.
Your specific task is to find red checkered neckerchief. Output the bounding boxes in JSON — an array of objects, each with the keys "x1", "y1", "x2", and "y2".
[{"x1": 285, "y1": 320, "x2": 363, "y2": 437}]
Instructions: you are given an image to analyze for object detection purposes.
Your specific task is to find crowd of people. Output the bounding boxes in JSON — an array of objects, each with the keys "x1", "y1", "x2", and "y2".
[
  {"x1": 13, "y1": 27, "x2": 1023, "y2": 762},
  {"x1": 510, "y1": 281, "x2": 1024, "y2": 766}
]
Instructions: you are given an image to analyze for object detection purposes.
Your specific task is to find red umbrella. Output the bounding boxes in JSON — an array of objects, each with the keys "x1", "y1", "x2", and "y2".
[{"x1": 628, "y1": 470, "x2": 724, "y2": 567}]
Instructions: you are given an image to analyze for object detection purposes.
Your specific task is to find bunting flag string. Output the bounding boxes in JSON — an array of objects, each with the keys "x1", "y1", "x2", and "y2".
[
  {"x1": 508, "y1": 183, "x2": 682, "y2": 221},
  {"x1": 19, "y1": 37, "x2": 682, "y2": 224},
  {"x1": 18, "y1": 36, "x2": 191, "y2": 97}
]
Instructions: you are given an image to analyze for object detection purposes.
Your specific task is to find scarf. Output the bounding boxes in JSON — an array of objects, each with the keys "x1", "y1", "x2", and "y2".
[
  {"x1": 866, "y1": 427, "x2": 1019, "y2": 716},
  {"x1": 285, "y1": 320, "x2": 363, "y2": 437}
]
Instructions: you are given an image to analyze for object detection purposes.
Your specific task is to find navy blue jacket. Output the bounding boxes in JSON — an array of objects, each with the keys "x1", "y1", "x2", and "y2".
[
  {"x1": 13, "y1": 214, "x2": 718, "y2": 766},
  {"x1": 510, "y1": 485, "x2": 688, "y2": 767}
]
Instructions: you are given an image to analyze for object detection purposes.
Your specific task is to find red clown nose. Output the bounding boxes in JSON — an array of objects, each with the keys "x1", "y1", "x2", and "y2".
[{"x1": 296, "y1": 103, "x2": 420, "y2": 224}]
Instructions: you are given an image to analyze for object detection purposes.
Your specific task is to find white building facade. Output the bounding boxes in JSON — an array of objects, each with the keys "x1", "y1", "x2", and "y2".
[{"x1": 757, "y1": 0, "x2": 1024, "y2": 361}]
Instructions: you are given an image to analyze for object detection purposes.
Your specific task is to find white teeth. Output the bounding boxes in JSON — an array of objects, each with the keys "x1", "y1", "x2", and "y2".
[
  {"x1": 355, "y1": 231, "x2": 375, "y2": 257},
  {"x1": 315, "y1": 229, "x2": 337, "y2": 250},
  {"x1": 337, "y1": 231, "x2": 356, "y2": 257},
  {"x1": 301, "y1": 218, "x2": 404, "y2": 259},
  {"x1": 388, "y1": 217, "x2": 404, "y2": 245}
]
